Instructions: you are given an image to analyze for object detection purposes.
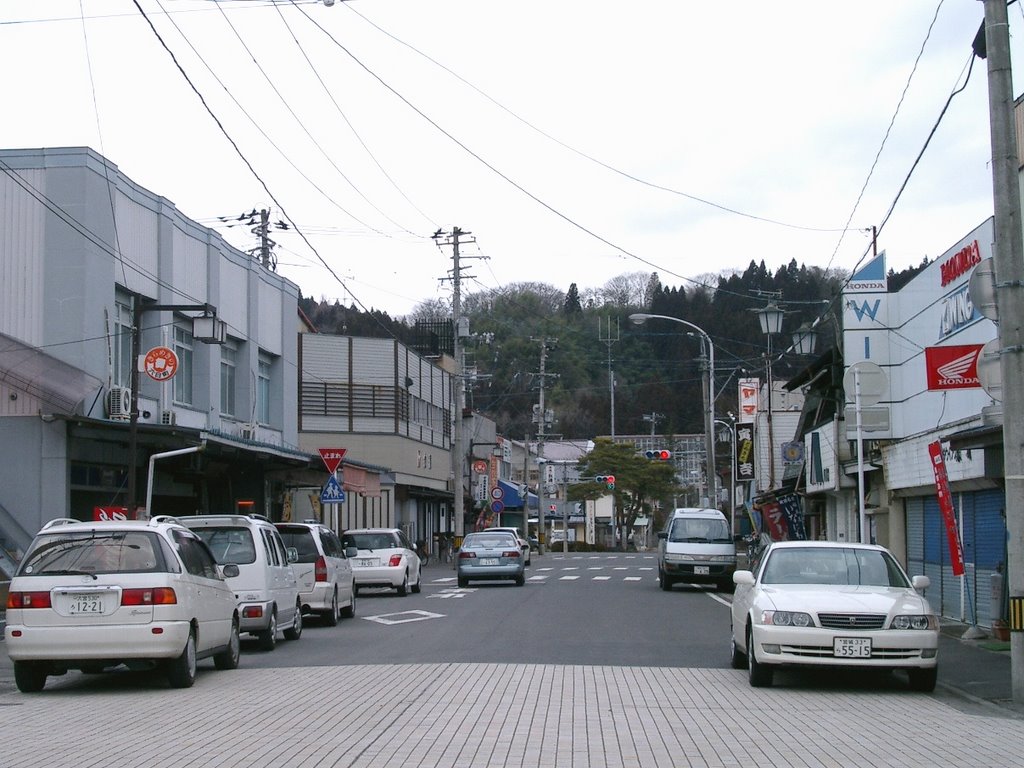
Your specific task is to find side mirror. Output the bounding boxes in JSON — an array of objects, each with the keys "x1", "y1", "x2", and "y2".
[
  {"x1": 286, "y1": 546, "x2": 299, "y2": 564},
  {"x1": 344, "y1": 546, "x2": 358, "y2": 559},
  {"x1": 733, "y1": 570, "x2": 755, "y2": 586},
  {"x1": 911, "y1": 575, "x2": 930, "y2": 590},
  {"x1": 657, "y1": 531, "x2": 667, "y2": 540},
  {"x1": 221, "y1": 563, "x2": 240, "y2": 578}
]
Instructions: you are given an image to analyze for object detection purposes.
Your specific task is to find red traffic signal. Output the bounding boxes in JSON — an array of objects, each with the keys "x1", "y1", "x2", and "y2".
[
  {"x1": 595, "y1": 474, "x2": 616, "y2": 489},
  {"x1": 645, "y1": 450, "x2": 672, "y2": 460}
]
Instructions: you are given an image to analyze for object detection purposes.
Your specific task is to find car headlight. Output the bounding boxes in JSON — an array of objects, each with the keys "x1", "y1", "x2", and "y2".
[
  {"x1": 761, "y1": 610, "x2": 813, "y2": 627},
  {"x1": 890, "y1": 614, "x2": 937, "y2": 630}
]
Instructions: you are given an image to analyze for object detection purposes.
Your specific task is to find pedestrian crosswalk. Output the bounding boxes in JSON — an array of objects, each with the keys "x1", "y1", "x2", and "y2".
[{"x1": 429, "y1": 557, "x2": 659, "y2": 585}]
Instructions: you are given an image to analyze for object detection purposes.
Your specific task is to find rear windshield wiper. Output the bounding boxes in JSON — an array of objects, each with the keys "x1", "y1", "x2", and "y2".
[{"x1": 35, "y1": 569, "x2": 98, "y2": 580}]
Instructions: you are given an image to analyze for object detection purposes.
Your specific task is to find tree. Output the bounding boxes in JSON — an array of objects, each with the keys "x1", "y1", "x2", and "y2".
[
  {"x1": 563, "y1": 283, "x2": 583, "y2": 316},
  {"x1": 570, "y1": 439, "x2": 679, "y2": 550}
]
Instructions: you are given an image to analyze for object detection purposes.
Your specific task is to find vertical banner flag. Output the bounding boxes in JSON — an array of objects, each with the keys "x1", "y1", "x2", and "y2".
[
  {"x1": 775, "y1": 493, "x2": 806, "y2": 540},
  {"x1": 927, "y1": 441, "x2": 965, "y2": 577},
  {"x1": 755, "y1": 496, "x2": 789, "y2": 541},
  {"x1": 735, "y1": 422, "x2": 755, "y2": 481}
]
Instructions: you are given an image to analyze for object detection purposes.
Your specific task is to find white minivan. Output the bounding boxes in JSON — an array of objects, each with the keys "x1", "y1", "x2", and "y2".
[
  {"x1": 179, "y1": 514, "x2": 303, "y2": 650},
  {"x1": 656, "y1": 508, "x2": 737, "y2": 592}
]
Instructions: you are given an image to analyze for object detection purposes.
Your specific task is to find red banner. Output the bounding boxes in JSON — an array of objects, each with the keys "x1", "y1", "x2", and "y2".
[{"x1": 928, "y1": 441, "x2": 965, "y2": 576}]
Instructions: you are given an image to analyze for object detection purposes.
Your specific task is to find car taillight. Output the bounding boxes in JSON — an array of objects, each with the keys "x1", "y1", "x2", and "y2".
[
  {"x1": 459, "y1": 551, "x2": 476, "y2": 559},
  {"x1": 502, "y1": 550, "x2": 521, "y2": 558},
  {"x1": 388, "y1": 554, "x2": 403, "y2": 567},
  {"x1": 243, "y1": 605, "x2": 264, "y2": 619},
  {"x1": 121, "y1": 588, "x2": 177, "y2": 606},
  {"x1": 7, "y1": 591, "x2": 51, "y2": 609},
  {"x1": 315, "y1": 555, "x2": 328, "y2": 582}
]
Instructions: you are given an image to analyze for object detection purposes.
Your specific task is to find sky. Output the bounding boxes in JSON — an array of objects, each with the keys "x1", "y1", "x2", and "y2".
[{"x1": 2, "y1": 1, "x2": 1021, "y2": 319}]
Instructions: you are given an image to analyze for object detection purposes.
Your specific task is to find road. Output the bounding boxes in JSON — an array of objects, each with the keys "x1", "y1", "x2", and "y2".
[{"x1": 2, "y1": 552, "x2": 1023, "y2": 768}]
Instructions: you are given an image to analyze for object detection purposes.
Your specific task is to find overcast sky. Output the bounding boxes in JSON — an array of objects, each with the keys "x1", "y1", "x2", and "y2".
[{"x1": 3, "y1": 1, "x2": 1020, "y2": 318}]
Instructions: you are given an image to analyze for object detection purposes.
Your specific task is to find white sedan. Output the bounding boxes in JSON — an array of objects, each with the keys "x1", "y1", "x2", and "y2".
[{"x1": 730, "y1": 540, "x2": 939, "y2": 691}]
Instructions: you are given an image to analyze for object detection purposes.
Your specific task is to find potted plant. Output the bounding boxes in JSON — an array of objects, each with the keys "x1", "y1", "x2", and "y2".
[{"x1": 992, "y1": 619, "x2": 1010, "y2": 642}]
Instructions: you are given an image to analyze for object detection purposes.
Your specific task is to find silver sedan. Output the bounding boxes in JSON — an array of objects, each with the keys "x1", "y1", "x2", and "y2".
[{"x1": 457, "y1": 532, "x2": 525, "y2": 587}]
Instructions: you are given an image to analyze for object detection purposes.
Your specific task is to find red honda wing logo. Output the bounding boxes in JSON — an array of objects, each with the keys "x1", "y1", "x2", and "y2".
[{"x1": 925, "y1": 345, "x2": 982, "y2": 390}]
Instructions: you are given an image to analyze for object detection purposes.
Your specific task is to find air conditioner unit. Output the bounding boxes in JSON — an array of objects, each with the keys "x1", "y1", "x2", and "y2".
[
  {"x1": 240, "y1": 425, "x2": 257, "y2": 441},
  {"x1": 160, "y1": 410, "x2": 176, "y2": 426},
  {"x1": 107, "y1": 387, "x2": 132, "y2": 421}
]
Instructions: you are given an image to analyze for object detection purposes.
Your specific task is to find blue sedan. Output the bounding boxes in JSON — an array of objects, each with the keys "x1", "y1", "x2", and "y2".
[{"x1": 457, "y1": 532, "x2": 525, "y2": 587}]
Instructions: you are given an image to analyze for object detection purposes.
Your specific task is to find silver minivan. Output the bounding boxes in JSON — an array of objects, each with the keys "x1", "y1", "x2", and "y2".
[
  {"x1": 656, "y1": 508, "x2": 737, "y2": 592},
  {"x1": 179, "y1": 514, "x2": 303, "y2": 650}
]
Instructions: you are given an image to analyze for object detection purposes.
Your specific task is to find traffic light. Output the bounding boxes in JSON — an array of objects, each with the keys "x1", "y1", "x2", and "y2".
[
  {"x1": 595, "y1": 474, "x2": 616, "y2": 489},
  {"x1": 644, "y1": 449, "x2": 672, "y2": 460}
]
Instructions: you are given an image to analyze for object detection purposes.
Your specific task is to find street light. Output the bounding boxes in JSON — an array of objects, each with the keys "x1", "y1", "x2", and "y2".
[
  {"x1": 629, "y1": 313, "x2": 716, "y2": 507},
  {"x1": 755, "y1": 302, "x2": 785, "y2": 492}
]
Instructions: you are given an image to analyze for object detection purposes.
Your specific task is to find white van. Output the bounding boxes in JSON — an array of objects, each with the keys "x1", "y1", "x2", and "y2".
[
  {"x1": 656, "y1": 508, "x2": 737, "y2": 592},
  {"x1": 178, "y1": 514, "x2": 303, "y2": 650}
]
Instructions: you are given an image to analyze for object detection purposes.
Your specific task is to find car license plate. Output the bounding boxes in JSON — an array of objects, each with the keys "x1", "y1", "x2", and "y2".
[
  {"x1": 359, "y1": 558, "x2": 378, "y2": 567},
  {"x1": 833, "y1": 637, "x2": 872, "y2": 658},
  {"x1": 479, "y1": 558, "x2": 499, "y2": 566},
  {"x1": 68, "y1": 594, "x2": 104, "y2": 615},
  {"x1": 693, "y1": 565, "x2": 710, "y2": 575}
]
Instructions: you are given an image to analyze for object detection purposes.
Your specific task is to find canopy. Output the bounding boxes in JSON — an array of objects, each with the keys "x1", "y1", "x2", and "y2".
[{"x1": 498, "y1": 478, "x2": 538, "y2": 510}]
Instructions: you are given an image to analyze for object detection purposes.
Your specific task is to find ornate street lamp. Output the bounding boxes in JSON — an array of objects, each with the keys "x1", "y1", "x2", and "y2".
[{"x1": 755, "y1": 302, "x2": 785, "y2": 491}]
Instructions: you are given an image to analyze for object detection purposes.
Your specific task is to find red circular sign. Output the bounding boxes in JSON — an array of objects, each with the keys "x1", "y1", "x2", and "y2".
[{"x1": 144, "y1": 346, "x2": 179, "y2": 381}]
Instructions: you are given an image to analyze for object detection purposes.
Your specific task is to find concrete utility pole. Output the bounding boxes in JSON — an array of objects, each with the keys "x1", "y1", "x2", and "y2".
[
  {"x1": 642, "y1": 412, "x2": 663, "y2": 437},
  {"x1": 533, "y1": 337, "x2": 557, "y2": 554},
  {"x1": 599, "y1": 317, "x2": 619, "y2": 438},
  {"x1": 435, "y1": 227, "x2": 476, "y2": 543},
  {"x1": 981, "y1": 0, "x2": 1024, "y2": 702}
]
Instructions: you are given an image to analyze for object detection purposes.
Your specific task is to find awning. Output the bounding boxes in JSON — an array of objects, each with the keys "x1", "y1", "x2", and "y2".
[
  {"x1": 0, "y1": 331, "x2": 103, "y2": 413},
  {"x1": 498, "y1": 479, "x2": 539, "y2": 509},
  {"x1": 341, "y1": 465, "x2": 381, "y2": 498}
]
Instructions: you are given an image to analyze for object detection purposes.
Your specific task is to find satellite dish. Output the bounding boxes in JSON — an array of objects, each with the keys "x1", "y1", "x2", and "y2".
[
  {"x1": 969, "y1": 258, "x2": 998, "y2": 321},
  {"x1": 977, "y1": 338, "x2": 1002, "y2": 401},
  {"x1": 843, "y1": 361, "x2": 887, "y2": 406}
]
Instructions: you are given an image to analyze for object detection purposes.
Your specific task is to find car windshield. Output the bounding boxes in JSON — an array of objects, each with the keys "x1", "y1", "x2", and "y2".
[
  {"x1": 464, "y1": 535, "x2": 517, "y2": 549},
  {"x1": 761, "y1": 547, "x2": 910, "y2": 587},
  {"x1": 342, "y1": 532, "x2": 396, "y2": 551},
  {"x1": 667, "y1": 517, "x2": 731, "y2": 543},
  {"x1": 19, "y1": 531, "x2": 162, "y2": 576},
  {"x1": 276, "y1": 527, "x2": 319, "y2": 563},
  {"x1": 191, "y1": 526, "x2": 257, "y2": 565}
]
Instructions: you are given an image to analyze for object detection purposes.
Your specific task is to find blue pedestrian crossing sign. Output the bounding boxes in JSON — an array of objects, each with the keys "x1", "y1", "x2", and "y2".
[{"x1": 320, "y1": 475, "x2": 346, "y2": 504}]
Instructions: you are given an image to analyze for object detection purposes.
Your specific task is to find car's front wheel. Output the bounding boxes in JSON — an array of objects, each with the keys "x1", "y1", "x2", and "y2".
[
  {"x1": 396, "y1": 572, "x2": 409, "y2": 596},
  {"x1": 322, "y1": 591, "x2": 340, "y2": 627},
  {"x1": 284, "y1": 601, "x2": 303, "y2": 640},
  {"x1": 907, "y1": 666, "x2": 938, "y2": 692},
  {"x1": 411, "y1": 571, "x2": 422, "y2": 594},
  {"x1": 258, "y1": 611, "x2": 278, "y2": 651},
  {"x1": 746, "y1": 625, "x2": 773, "y2": 687},
  {"x1": 167, "y1": 630, "x2": 197, "y2": 688},
  {"x1": 13, "y1": 661, "x2": 48, "y2": 693},
  {"x1": 729, "y1": 630, "x2": 746, "y2": 670},
  {"x1": 214, "y1": 617, "x2": 241, "y2": 670},
  {"x1": 340, "y1": 589, "x2": 356, "y2": 618}
]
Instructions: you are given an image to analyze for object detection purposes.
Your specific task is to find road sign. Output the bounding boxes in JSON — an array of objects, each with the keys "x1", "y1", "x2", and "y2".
[
  {"x1": 472, "y1": 459, "x2": 488, "y2": 474},
  {"x1": 491, "y1": 500, "x2": 504, "y2": 514},
  {"x1": 490, "y1": 486, "x2": 504, "y2": 500},
  {"x1": 318, "y1": 448, "x2": 347, "y2": 474},
  {"x1": 320, "y1": 475, "x2": 346, "y2": 504},
  {"x1": 143, "y1": 346, "x2": 178, "y2": 382}
]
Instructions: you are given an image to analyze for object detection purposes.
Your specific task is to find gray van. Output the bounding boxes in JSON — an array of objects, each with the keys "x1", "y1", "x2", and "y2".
[{"x1": 656, "y1": 508, "x2": 736, "y2": 592}]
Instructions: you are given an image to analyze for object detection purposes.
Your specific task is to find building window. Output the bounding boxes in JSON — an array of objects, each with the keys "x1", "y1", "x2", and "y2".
[
  {"x1": 113, "y1": 299, "x2": 132, "y2": 389},
  {"x1": 257, "y1": 355, "x2": 271, "y2": 424},
  {"x1": 220, "y1": 340, "x2": 237, "y2": 417},
  {"x1": 173, "y1": 326, "x2": 194, "y2": 405}
]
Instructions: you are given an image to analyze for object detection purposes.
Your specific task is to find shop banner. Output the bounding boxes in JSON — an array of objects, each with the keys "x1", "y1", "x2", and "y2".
[
  {"x1": 775, "y1": 493, "x2": 806, "y2": 540},
  {"x1": 927, "y1": 441, "x2": 965, "y2": 576},
  {"x1": 755, "y1": 496, "x2": 789, "y2": 541},
  {"x1": 735, "y1": 421, "x2": 755, "y2": 481}
]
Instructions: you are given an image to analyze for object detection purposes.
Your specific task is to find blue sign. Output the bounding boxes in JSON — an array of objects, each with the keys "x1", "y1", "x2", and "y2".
[{"x1": 320, "y1": 475, "x2": 346, "y2": 504}]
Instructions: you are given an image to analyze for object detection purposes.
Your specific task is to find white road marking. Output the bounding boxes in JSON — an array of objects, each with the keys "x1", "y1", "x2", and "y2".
[
  {"x1": 363, "y1": 609, "x2": 445, "y2": 625},
  {"x1": 560, "y1": 575, "x2": 580, "y2": 581}
]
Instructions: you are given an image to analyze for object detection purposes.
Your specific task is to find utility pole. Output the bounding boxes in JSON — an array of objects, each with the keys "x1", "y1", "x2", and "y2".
[
  {"x1": 642, "y1": 412, "x2": 663, "y2": 438},
  {"x1": 599, "y1": 317, "x2": 619, "y2": 438},
  {"x1": 981, "y1": 0, "x2": 1024, "y2": 702},
  {"x1": 533, "y1": 337, "x2": 557, "y2": 554},
  {"x1": 434, "y1": 227, "x2": 476, "y2": 544}
]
